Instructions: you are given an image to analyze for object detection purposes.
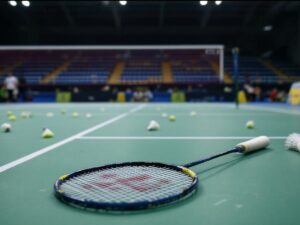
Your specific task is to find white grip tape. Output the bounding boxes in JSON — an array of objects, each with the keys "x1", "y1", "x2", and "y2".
[{"x1": 236, "y1": 136, "x2": 270, "y2": 153}]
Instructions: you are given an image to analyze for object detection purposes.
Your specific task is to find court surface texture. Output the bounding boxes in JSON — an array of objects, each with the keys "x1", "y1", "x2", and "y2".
[{"x1": 1, "y1": 103, "x2": 300, "y2": 225}]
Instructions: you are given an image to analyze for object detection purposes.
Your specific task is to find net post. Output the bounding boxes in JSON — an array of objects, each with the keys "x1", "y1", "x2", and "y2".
[
  {"x1": 232, "y1": 47, "x2": 240, "y2": 109},
  {"x1": 220, "y1": 46, "x2": 224, "y2": 82}
]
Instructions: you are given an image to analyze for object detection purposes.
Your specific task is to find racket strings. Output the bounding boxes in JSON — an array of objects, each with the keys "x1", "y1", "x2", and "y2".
[
  {"x1": 60, "y1": 165, "x2": 194, "y2": 203},
  {"x1": 63, "y1": 167, "x2": 185, "y2": 202}
]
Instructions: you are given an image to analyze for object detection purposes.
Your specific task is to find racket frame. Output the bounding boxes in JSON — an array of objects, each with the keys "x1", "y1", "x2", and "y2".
[{"x1": 54, "y1": 162, "x2": 198, "y2": 211}]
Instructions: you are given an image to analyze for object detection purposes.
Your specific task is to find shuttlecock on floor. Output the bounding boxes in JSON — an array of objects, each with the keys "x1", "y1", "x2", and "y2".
[
  {"x1": 285, "y1": 133, "x2": 300, "y2": 152},
  {"x1": 161, "y1": 113, "x2": 168, "y2": 118},
  {"x1": 190, "y1": 111, "x2": 197, "y2": 117},
  {"x1": 168, "y1": 115, "x2": 176, "y2": 122},
  {"x1": 1, "y1": 123, "x2": 12, "y2": 132},
  {"x1": 42, "y1": 128, "x2": 54, "y2": 138},
  {"x1": 246, "y1": 120, "x2": 255, "y2": 129},
  {"x1": 21, "y1": 111, "x2": 29, "y2": 118},
  {"x1": 147, "y1": 120, "x2": 160, "y2": 131},
  {"x1": 72, "y1": 112, "x2": 79, "y2": 118},
  {"x1": 86, "y1": 113, "x2": 92, "y2": 118},
  {"x1": 46, "y1": 112, "x2": 54, "y2": 117},
  {"x1": 6, "y1": 111, "x2": 13, "y2": 117},
  {"x1": 8, "y1": 115, "x2": 16, "y2": 121}
]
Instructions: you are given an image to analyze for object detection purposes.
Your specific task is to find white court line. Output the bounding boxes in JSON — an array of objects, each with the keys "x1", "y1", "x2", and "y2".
[
  {"x1": 214, "y1": 198, "x2": 228, "y2": 206},
  {"x1": 126, "y1": 113, "x2": 284, "y2": 116},
  {"x1": 0, "y1": 104, "x2": 145, "y2": 173},
  {"x1": 77, "y1": 136, "x2": 286, "y2": 140},
  {"x1": 240, "y1": 105, "x2": 300, "y2": 116}
]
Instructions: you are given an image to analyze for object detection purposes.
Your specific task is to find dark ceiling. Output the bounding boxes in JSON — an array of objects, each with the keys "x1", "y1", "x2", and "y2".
[{"x1": 0, "y1": 1, "x2": 299, "y2": 55}]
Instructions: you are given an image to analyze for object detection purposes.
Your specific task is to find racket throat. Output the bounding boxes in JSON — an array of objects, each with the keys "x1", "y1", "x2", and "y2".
[{"x1": 182, "y1": 147, "x2": 242, "y2": 168}]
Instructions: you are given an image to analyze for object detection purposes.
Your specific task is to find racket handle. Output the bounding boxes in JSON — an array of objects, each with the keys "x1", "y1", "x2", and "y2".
[{"x1": 236, "y1": 136, "x2": 270, "y2": 153}]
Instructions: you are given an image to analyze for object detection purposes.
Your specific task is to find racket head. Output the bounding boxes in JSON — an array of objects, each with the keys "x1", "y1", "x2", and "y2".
[{"x1": 54, "y1": 162, "x2": 198, "y2": 212}]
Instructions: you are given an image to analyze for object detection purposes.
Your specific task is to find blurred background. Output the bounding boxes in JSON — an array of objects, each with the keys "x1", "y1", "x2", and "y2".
[{"x1": 0, "y1": 1, "x2": 299, "y2": 104}]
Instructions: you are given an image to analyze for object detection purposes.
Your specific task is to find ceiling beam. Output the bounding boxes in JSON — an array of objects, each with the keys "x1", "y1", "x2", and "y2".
[
  {"x1": 201, "y1": 7, "x2": 211, "y2": 28},
  {"x1": 112, "y1": 5, "x2": 121, "y2": 31},
  {"x1": 264, "y1": 1, "x2": 287, "y2": 24},
  {"x1": 42, "y1": 26, "x2": 261, "y2": 36},
  {"x1": 285, "y1": 2, "x2": 300, "y2": 10},
  {"x1": 59, "y1": 2, "x2": 76, "y2": 28},
  {"x1": 243, "y1": 2, "x2": 259, "y2": 27},
  {"x1": 159, "y1": 2, "x2": 165, "y2": 28}
]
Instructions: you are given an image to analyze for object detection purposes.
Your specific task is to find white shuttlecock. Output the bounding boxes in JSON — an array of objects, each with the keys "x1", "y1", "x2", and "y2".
[
  {"x1": 86, "y1": 113, "x2": 92, "y2": 118},
  {"x1": 246, "y1": 120, "x2": 255, "y2": 129},
  {"x1": 147, "y1": 120, "x2": 160, "y2": 131},
  {"x1": 21, "y1": 111, "x2": 29, "y2": 118},
  {"x1": 1, "y1": 123, "x2": 12, "y2": 132},
  {"x1": 72, "y1": 112, "x2": 79, "y2": 118},
  {"x1": 285, "y1": 133, "x2": 300, "y2": 152},
  {"x1": 42, "y1": 128, "x2": 54, "y2": 138},
  {"x1": 46, "y1": 112, "x2": 54, "y2": 117},
  {"x1": 161, "y1": 113, "x2": 168, "y2": 118},
  {"x1": 190, "y1": 111, "x2": 197, "y2": 117}
]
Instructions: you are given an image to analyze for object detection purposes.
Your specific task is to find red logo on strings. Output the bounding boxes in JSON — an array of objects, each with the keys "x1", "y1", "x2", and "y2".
[{"x1": 82, "y1": 173, "x2": 170, "y2": 192}]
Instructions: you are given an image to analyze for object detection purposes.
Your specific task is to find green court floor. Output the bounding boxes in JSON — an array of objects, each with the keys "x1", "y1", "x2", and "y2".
[{"x1": 1, "y1": 103, "x2": 300, "y2": 225}]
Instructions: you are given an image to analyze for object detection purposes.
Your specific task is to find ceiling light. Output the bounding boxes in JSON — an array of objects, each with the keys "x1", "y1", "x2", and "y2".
[
  {"x1": 8, "y1": 1, "x2": 17, "y2": 6},
  {"x1": 263, "y1": 25, "x2": 273, "y2": 31},
  {"x1": 21, "y1": 1, "x2": 30, "y2": 7},
  {"x1": 119, "y1": 1, "x2": 127, "y2": 6},
  {"x1": 200, "y1": 1, "x2": 208, "y2": 6}
]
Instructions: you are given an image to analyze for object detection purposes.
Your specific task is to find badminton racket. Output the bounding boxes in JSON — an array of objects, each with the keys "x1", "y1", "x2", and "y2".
[{"x1": 54, "y1": 136, "x2": 269, "y2": 211}]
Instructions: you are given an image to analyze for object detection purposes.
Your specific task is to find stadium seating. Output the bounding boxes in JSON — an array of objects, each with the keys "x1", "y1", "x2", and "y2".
[
  {"x1": 271, "y1": 60, "x2": 300, "y2": 80},
  {"x1": 225, "y1": 57, "x2": 279, "y2": 83},
  {"x1": 0, "y1": 50, "x2": 299, "y2": 85},
  {"x1": 120, "y1": 50, "x2": 163, "y2": 83},
  {"x1": 166, "y1": 50, "x2": 219, "y2": 83},
  {"x1": 53, "y1": 50, "x2": 115, "y2": 84},
  {"x1": 2, "y1": 51, "x2": 71, "y2": 84}
]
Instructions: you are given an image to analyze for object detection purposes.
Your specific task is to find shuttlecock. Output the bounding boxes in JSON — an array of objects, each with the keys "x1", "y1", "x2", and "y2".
[
  {"x1": 46, "y1": 112, "x2": 54, "y2": 117},
  {"x1": 161, "y1": 113, "x2": 168, "y2": 118},
  {"x1": 147, "y1": 120, "x2": 160, "y2": 131},
  {"x1": 6, "y1": 111, "x2": 13, "y2": 117},
  {"x1": 86, "y1": 113, "x2": 92, "y2": 118},
  {"x1": 168, "y1": 115, "x2": 176, "y2": 122},
  {"x1": 72, "y1": 112, "x2": 79, "y2": 118},
  {"x1": 21, "y1": 111, "x2": 30, "y2": 119},
  {"x1": 285, "y1": 133, "x2": 300, "y2": 152},
  {"x1": 8, "y1": 115, "x2": 16, "y2": 121},
  {"x1": 190, "y1": 111, "x2": 197, "y2": 117},
  {"x1": 1, "y1": 123, "x2": 11, "y2": 132},
  {"x1": 42, "y1": 128, "x2": 54, "y2": 138},
  {"x1": 246, "y1": 120, "x2": 254, "y2": 129}
]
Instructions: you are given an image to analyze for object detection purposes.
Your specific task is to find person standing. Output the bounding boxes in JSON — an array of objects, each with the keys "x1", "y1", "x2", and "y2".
[
  {"x1": 18, "y1": 75, "x2": 27, "y2": 102},
  {"x1": 4, "y1": 73, "x2": 19, "y2": 102}
]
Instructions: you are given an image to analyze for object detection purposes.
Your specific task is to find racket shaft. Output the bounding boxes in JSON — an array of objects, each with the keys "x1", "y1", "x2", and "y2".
[
  {"x1": 182, "y1": 148, "x2": 239, "y2": 168},
  {"x1": 182, "y1": 136, "x2": 269, "y2": 168}
]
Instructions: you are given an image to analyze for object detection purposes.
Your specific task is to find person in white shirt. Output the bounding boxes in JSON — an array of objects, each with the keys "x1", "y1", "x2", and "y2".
[{"x1": 4, "y1": 73, "x2": 18, "y2": 102}]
